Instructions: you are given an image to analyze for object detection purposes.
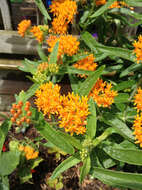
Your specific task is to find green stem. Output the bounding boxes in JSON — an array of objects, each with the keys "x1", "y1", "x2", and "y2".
[{"x1": 92, "y1": 127, "x2": 116, "y2": 147}]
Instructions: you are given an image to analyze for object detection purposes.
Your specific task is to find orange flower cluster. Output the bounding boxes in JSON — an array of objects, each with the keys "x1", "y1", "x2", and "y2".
[
  {"x1": 133, "y1": 88, "x2": 142, "y2": 147},
  {"x1": 47, "y1": 35, "x2": 79, "y2": 57},
  {"x1": 50, "y1": 0, "x2": 77, "y2": 34},
  {"x1": 19, "y1": 145, "x2": 39, "y2": 160},
  {"x1": 89, "y1": 79, "x2": 118, "y2": 107},
  {"x1": 30, "y1": 26, "x2": 44, "y2": 43},
  {"x1": 17, "y1": 19, "x2": 31, "y2": 37},
  {"x1": 134, "y1": 88, "x2": 142, "y2": 112},
  {"x1": 95, "y1": 0, "x2": 106, "y2": 6},
  {"x1": 133, "y1": 35, "x2": 142, "y2": 63},
  {"x1": 59, "y1": 93, "x2": 89, "y2": 135},
  {"x1": 35, "y1": 82, "x2": 61, "y2": 117},
  {"x1": 35, "y1": 82, "x2": 89, "y2": 135},
  {"x1": 73, "y1": 54, "x2": 98, "y2": 78},
  {"x1": 109, "y1": 1, "x2": 133, "y2": 9},
  {"x1": 10, "y1": 101, "x2": 32, "y2": 126},
  {"x1": 133, "y1": 113, "x2": 142, "y2": 147}
]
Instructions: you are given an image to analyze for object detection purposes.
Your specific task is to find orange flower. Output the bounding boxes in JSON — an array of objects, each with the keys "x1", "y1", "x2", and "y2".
[
  {"x1": 133, "y1": 113, "x2": 142, "y2": 147},
  {"x1": 47, "y1": 35, "x2": 80, "y2": 57},
  {"x1": 73, "y1": 54, "x2": 97, "y2": 78},
  {"x1": 51, "y1": 17, "x2": 68, "y2": 34},
  {"x1": 134, "y1": 87, "x2": 142, "y2": 112},
  {"x1": 95, "y1": 0, "x2": 106, "y2": 6},
  {"x1": 19, "y1": 145, "x2": 39, "y2": 160},
  {"x1": 17, "y1": 19, "x2": 31, "y2": 37},
  {"x1": 30, "y1": 26, "x2": 44, "y2": 42},
  {"x1": 34, "y1": 82, "x2": 61, "y2": 117},
  {"x1": 58, "y1": 92, "x2": 89, "y2": 135},
  {"x1": 50, "y1": 0, "x2": 77, "y2": 34},
  {"x1": 133, "y1": 35, "x2": 142, "y2": 63},
  {"x1": 109, "y1": 1, "x2": 120, "y2": 8},
  {"x1": 89, "y1": 79, "x2": 118, "y2": 107}
]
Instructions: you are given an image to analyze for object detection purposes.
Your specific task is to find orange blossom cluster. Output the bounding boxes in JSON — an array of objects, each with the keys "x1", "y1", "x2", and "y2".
[
  {"x1": 89, "y1": 79, "x2": 118, "y2": 107},
  {"x1": 10, "y1": 101, "x2": 32, "y2": 126},
  {"x1": 133, "y1": 88, "x2": 142, "y2": 147},
  {"x1": 34, "y1": 82, "x2": 89, "y2": 135},
  {"x1": 50, "y1": 0, "x2": 77, "y2": 34},
  {"x1": 17, "y1": 19, "x2": 31, "y2": 37},
  {"x1": 47, "y1": 35, "x2": 80, "y2": 57},
  {"x1": 73, "y1": 54, "x2": 98, "y2": 78},
  {"x1": 19, "y1": 145, "x2": 39, "y2": 160},
  {"x1": 133, "y1": 35, "x2": 142, "y2": 63}
]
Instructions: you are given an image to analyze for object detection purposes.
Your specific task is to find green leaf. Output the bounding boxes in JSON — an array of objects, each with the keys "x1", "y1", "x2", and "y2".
[
  {"x1": 91, "y1": 0, "x2": 116, "y2": 18},
  {"x1": 0, "y1": 120, "x2": 12, "y2": 156},
  {"x1": 51, "y1": 152, "x2": 81, "y2": 179},
  {"x1": 15, "y1": 83, "x2": 40, "y2": 103},
  {"x1": 78, "y1": 65, "x2": 105, "y2": 96},
  {"x1": 67, "y1": 66, "x2": 93, "y2": 75},
  {"x1": 92, "y1": 167, "x2": 142, "y2": 190},
  {"x1": 102, "y1": 114, "x2": 134, "y2": 141},
  {"x1": 125, "y1": 0, "x2": 142, "y2": 7},
  {"x1": 86, "y1": 98, "x2": 97, "y2": 139},
  {"x1": 0, "y1": 151, "x2": 20, "y2": 176},
  {"x1": 120, "y1": 63, "x2": 142, "y2": 78},
  {"x1": 48, "y1": 41, "x2": 59, "y2": 65},
  {"x1": 81, "y1": 32, "x2": 135, "y2": 62},
  {"x1": 57, "y1": 131, "x2": 82, "y2": 150},
  {"x1": 80, "y1": 156, "x2": 91, "y2": 183},
  {"x1": 103, "y1": 145, "x2": 142, "y2": 166},
  {"x1": 118, "y1": 8, "x2": 142, "y2": 20},
  {"x1": 34, "y1": 0, "x2": 51, "y2": 21},
  {"x1": 19, "y1": 58, "x2": 39, "y2": 74},
  {"x1": 113, "y1": 80, "x2": 135, "y2": 91},
  {"x1": 80, "y1": 10, "x2": 90, "y2": 24},
  {"x1": 0, "y1": 176, "x2": 9, "y2": 190},
  {"x1": 114, "y1": 93, "x2": 129, "y2": 103},
  {"x1": 35, "y1": 122, "x2": 74, "y2": 154},
  {"x1": 37, "y1": 44, "x2": 48, "y2": 61},
  {"x1": 31, "y1": 158, "x2": 43, "y2": 169}
]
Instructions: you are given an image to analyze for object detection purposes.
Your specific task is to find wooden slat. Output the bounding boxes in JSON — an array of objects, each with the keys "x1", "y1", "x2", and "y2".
[
  {"x1": 0, "y1": 59, "x2": 22, "y2": 70},
  {"x1": 0, "y1": 80, "x2": 32, "y2": 95},
  {"x1": 0, "y1": 30, "x2": 38, "y2": 55}
]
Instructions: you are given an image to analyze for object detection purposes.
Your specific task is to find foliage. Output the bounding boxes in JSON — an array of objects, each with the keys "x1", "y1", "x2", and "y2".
[{"x1": 2, "y1": 0, "x2": 142, "y2": 189}]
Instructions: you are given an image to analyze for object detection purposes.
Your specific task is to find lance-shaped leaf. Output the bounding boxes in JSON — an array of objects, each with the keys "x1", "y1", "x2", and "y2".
[
  {"x1": 78, "y1": 65, "x2": 105, "y2": 96},
  {"x1": 125, "y1": 0, "x2": 142, "y2": 7},
  {"x1": 35, "y1": 122, "x2": 74, "y2": 154},
  {"x1": 51, "y1": 152, "x2": 81, "y2": 179},
  {"x1": 0, "y1": 120, "x2": 12, "y2": 156},
  {"x1": 90, "y1": 0, "x2": 116, "y2": 18},
  {"x1": 81, "y1": 32, "x2": 135, "y2": 62},
  {"x1": 103, "y1": 145, "x2": 142, "y2": 166},
  {"x1": 102, "y1": 114, "x2": 134, "y2": 141},
  {"x1": 48, "y1": 41, "x2": 59, "y2": 65},
  {"x1": 113, "y1": 80, "x2": 135, "y2": 91},
  {"x1": 86, "y1": 98, "x2": 97, "y2": 139},
  {"x1": 34, "y1": 0, "x2": 51, "y2": 21},
  {"x1": 37, "y1": 44, "x2": 48, "y2": 62},
  {"x1": 92, "y1": 167, "x2": 142, "y2": 190},
  {"x1": 120, "y1": 63, "x2": 142, "y2": 78},
  {"x1": 57, "y1": 131, "x2": 82, "y2": 150},
  {"x1": 80, "y1": 156, "x2": 91, "y2": 183},
  {"x1": 114, "y1": 93, "x2": 129, "y2": 103}
]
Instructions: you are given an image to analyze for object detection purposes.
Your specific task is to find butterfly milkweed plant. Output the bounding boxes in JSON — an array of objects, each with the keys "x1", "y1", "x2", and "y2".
[{"x1": 1, "y1": 0, "x2": 142, "y2": 189}]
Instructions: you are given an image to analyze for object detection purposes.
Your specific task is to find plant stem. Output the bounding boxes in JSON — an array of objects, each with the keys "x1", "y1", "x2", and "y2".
[{"x1": 92, "y1": 127, "x2": 116, "y2": 147}]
